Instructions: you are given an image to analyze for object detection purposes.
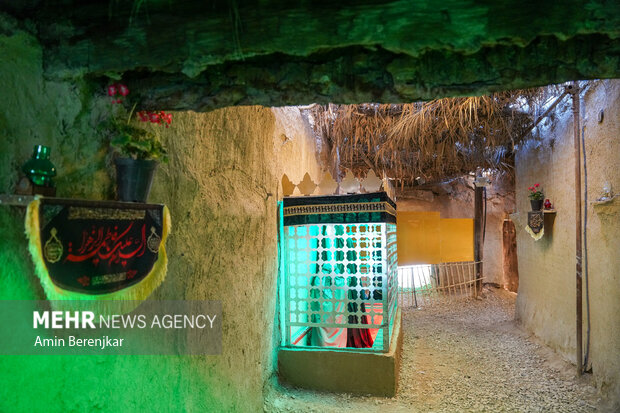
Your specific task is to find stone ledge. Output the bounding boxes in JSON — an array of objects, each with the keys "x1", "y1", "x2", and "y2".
[{"x1": 277, "y1": 309, "x2": 403, "y2": 397}]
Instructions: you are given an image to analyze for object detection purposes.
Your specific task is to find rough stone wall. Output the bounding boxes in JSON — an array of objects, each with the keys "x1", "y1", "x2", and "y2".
[
  {"x1": 271, "y1": 107, "x2": 324, "y2": 187},
  {"x1": 397, "y1": 174, "x2": 515, "y2": 286},
  {"x1": 0, "y1": 15, "x2": 112, "y2": 200},
  {"x1": 0, "y1": 19, "x2": 324, "y2": 412},
  {"x1": 10, "y1": 1, "x2": 619, "y2": 109},
  {"x1": 515, "y1": 79, "x2": 620, "y2": 409},
  {"x1": 149, "y1": 106, "x2": 323, "y2": 411}
]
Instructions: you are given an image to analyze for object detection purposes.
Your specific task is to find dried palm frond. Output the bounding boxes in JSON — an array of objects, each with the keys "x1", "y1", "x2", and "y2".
[{"x1": 306, "y1": 86, "x2": 559, "y2": 185}]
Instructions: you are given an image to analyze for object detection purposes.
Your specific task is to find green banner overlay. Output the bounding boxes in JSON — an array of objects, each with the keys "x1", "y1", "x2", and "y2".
[{"x1": 0, "y1": 300, "x2": 221, "y2": 355}]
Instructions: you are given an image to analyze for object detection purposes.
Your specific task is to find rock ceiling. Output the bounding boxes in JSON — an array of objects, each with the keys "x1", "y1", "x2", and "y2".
[{"x1": 4, "y1": 0, "x2": 620, "y2": 111}]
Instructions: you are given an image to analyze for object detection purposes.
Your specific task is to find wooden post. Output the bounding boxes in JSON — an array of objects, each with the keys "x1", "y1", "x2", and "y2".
[
  {"x1": 474, "y1": 185, "x2": 484, "y2": 296},
  {"x1": 568, "y1": 83, "x2": 583, "y2": 375}
]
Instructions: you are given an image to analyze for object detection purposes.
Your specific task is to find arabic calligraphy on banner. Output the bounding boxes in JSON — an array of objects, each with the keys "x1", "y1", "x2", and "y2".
[{"x1": 38, "y1": 200, "x2": 165, "y2": 294}]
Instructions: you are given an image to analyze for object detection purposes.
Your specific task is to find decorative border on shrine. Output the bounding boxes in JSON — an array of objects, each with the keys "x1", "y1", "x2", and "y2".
[
  {"x1": 283, "y1": 201, "x2": 395, "y2": 217},
  {"x1": 282, "y1": 192, "x2": 396, "y2": 225}
]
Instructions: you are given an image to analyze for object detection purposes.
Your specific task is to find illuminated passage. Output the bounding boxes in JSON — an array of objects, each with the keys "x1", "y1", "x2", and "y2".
[{"x1": 280, "y1": 193, "x2": 397, "y2": 352}]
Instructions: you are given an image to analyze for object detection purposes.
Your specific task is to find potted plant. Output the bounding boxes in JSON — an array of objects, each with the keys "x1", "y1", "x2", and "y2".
[
  {"x1": 105, "y1": 83, "x2": 171, "y2": 202},
  {"x1": 528, "y1": 183, "x2": 544, "y2": 211}
]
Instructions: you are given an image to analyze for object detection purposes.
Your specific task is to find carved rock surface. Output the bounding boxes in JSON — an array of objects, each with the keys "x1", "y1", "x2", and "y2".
[{"x1": 3, "y1": 0, "x2": 619, "y2": 110}]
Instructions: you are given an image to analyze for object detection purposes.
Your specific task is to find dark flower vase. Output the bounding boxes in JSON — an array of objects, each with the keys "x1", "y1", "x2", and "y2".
[
  {"x1": 530, "y1": 199, "x2": 544, "y2": 211},
  {"x1": 115, "y1": 158, "x2": 157, "y2": 202}
]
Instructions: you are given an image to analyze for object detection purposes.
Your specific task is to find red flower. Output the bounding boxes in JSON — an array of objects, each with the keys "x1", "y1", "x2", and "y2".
[
  {"x1": 529, "y1": 187, "x2": 533, "y2": 191},
  {"x1": 118, "y1": 84, "x2": 129, "y2": 96},
  {"x1": 137, "y1": 111, "x2": 149, "y2": 122},
  {"x1": 535, "y1": 183, "x2": 540, "y2": 188},
  {"x1": 149, "y1": 112, "x2": 160, "y2": 123},
  {"x1": 107, "y1": 85, "x2": 117, "y2": 97},
  {"x1": 159, "y1": 111, "x2": 172, "y2": 127}
]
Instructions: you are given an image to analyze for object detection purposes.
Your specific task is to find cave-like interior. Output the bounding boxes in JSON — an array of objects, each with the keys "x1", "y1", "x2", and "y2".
[{"x1": 0, "y1": 2, "x2": 619, "y2": 412}]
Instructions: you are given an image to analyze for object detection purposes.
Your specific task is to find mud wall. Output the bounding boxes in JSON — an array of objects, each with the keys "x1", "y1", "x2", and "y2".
[
  {"x1": 515, "y1": 79, "x2": 620, "y2": 408},
  {"x1": 396, "y1": 174, "x2": 516, "y2": 286},
  {"x1": 0, "y1": 19, "x2": 323, "y2": 412}
]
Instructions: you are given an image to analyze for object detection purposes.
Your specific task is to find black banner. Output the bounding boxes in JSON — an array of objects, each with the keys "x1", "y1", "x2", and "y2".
[{"x1": 38, "y1": 199, "x2": 165, "y2": 294}]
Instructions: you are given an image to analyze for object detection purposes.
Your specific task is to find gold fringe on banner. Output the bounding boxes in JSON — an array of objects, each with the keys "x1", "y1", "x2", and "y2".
[
  {"x1": 525, "y1": 224, "x2": 544, "y2": 241},
  {"x1": 25, "y1": 198, "x2": 172, "y2": 315}
]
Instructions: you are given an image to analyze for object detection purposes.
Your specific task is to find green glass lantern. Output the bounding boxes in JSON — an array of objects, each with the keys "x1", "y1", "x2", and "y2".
[{"x1": 22, "y1": 145, "x2": 57, "y2": 187}]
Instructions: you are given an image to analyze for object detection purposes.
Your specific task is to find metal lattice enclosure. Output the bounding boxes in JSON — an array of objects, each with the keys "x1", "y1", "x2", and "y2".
[{"x1": 279, "y1": 192, "x2": 398, "y2": 352}]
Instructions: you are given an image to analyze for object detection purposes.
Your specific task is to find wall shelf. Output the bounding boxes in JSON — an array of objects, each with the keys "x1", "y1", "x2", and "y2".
[
  {"x1": 591, "y1": 195, "x2": 619, "y2": 218},
  {"x1": 0, "y1": 194, "x2": 35, "y2": 207},
  {"x1": 591, "y1": 195, "x2": 619, "y2": 207},
  {"x1": 0, "y1": 194, "x2": 161, "y2": 209}
]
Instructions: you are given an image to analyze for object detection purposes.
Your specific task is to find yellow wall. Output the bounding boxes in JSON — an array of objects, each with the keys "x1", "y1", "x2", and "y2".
[
  {"x1": 439, "y1": 219, "x2": 474, "y2": 263},
  {"x1": 397, "y1": 211, "x2": 440, "y2": 264},
  {"x1": 397, "y1": 211, "x2": 473, "y2": 265}
]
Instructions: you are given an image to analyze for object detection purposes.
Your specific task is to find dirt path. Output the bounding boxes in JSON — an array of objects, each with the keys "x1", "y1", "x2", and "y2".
[{"x1": 264, "y1": 288, "x2": 602, "y2": 412}]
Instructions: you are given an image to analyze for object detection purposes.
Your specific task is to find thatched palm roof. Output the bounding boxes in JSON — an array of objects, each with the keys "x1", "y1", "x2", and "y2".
[{"x1": 306, "y1": 87, "x2": 557, "y2": 185}]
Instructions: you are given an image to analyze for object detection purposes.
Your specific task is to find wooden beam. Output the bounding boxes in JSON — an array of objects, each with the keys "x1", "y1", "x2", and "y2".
[{"x1": 473, "y1": 185, "x2": 484, "y2": 296}]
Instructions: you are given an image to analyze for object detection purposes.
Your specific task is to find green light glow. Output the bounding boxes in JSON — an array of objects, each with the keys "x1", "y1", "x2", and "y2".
[
  {"x1": 0, "y1": 209, "x2": 236, "y2": 411},
  {"x1": 280, "y1": 221, "x2": 397, "y2": 352}
]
